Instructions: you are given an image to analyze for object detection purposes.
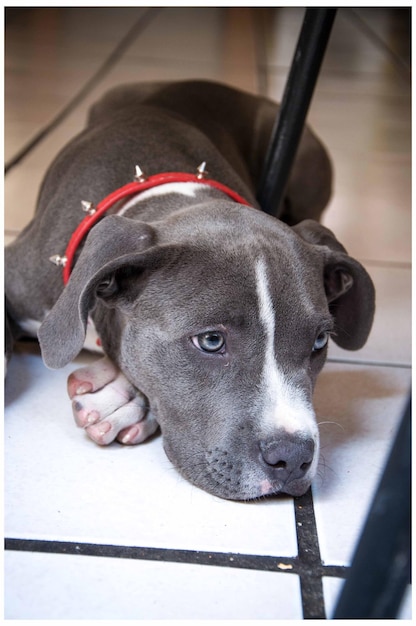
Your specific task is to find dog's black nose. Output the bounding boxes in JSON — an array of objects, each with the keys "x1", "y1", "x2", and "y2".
[{"x1": 259, "y1": 433, "x2": 314, "y2": 481}]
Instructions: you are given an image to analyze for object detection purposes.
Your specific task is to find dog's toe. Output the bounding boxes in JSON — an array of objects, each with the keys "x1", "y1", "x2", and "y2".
[
  {"x1": 117, "y1": 412, "x2": 159, "y2": 445},
  {"x1": 85, "y1": 399, "x2": 151, "y2": 445},
  {"x1": 71, "y1": 372, "x2": 137, "y2": 427},
  {"x1": 67, "y1": 356, "x2": 118, "y2": 399}
]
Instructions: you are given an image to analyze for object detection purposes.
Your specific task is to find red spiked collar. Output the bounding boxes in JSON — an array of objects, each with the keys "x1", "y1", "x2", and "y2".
[{"x1": 49, "y1": 163, "x2": 253, "y2": 284}]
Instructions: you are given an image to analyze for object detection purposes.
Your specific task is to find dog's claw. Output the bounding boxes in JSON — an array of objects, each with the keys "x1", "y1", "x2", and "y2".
[
  {"x1": 76, "y1": 382, "x2": 93, "y2": 395},
  {"x1": 118, "y1": 414, "x2": 159, "y2": 445},
  {"x1": 119, "y1": 427, "x2": 139, "y2": 444}
]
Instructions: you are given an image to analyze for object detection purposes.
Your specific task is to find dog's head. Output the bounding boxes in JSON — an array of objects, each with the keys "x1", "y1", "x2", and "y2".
[{"x1": 39, "y1": 205, "x2": 375, "y2": 500}]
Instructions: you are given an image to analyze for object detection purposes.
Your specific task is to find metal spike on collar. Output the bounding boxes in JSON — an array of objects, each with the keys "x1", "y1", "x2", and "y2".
[
  {"x1": 134, "y1": 164, "x2": 147, "y2": 182},
  {"x1": 81, "y1": 200, "x2": 96, "y2": 215},
  {"x1": 196, "y1": 161, "x2": 208, "y2": 179},
  {"x1": 49, "y1": 254, "x2": 67, "y2": 267}
]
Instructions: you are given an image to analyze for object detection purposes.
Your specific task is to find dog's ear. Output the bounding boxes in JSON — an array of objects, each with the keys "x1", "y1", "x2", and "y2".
[
  {"x1": 39, "y1": 215, "x2": 173, "y2": 369},
  {"x1": 293, "y1": 220, "x2": 375, "y2": 351}
]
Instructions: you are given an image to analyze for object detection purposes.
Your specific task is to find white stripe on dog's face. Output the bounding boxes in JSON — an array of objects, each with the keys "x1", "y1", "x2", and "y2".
[{"x1": 255, "y1": 258, "x2": 317, "y2": 437}]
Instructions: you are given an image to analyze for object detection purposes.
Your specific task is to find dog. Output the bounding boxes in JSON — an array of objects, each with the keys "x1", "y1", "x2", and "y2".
[{"x1": 5, "y1": 80, "x2": 375, "y2": 500}]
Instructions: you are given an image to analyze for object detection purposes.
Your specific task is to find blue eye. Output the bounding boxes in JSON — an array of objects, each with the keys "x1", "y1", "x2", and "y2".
[
  {"x1": 313, "y1": 331, "x2": 329, "y2": 352},
  {"x1": 192, "y1": 331, "x2": 226, "y2": 353}
]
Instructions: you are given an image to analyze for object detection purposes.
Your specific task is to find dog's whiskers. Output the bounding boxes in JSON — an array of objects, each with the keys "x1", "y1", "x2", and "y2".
[
  {"x1": 317, "y1": 419, "x2": 344, "y2": 432},
  {"x1": 314, "y1": 453, "x2": 338, "y2": 488}
]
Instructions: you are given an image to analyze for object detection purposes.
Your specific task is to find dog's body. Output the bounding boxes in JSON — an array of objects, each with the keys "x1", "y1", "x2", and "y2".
[{"x1": 5, "y1": 80, "x2": 375, "y2": 500}]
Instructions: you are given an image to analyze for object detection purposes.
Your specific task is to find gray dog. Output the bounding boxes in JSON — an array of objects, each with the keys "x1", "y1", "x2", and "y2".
[{"x1": 5, "y1": 80, "x2": 375, "y2": 500}]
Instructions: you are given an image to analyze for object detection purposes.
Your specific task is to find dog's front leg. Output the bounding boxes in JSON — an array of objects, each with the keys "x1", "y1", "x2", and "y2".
[{"x1": 67, "y1": 356, "x2": 158, "y2": 445}]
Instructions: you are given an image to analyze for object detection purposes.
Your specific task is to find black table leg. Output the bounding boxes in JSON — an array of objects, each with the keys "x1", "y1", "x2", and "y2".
[
  {"x1": 333, "y1": 396, "x2": 411, "y2": 619},
  {"x1": 257, "y1": 8, "x2": 336, "y2": 217}
]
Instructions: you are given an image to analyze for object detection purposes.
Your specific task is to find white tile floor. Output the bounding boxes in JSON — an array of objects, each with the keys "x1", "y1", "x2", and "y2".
[{"x1": 4, "y1": 7, "x2": 411, "y2": 620}]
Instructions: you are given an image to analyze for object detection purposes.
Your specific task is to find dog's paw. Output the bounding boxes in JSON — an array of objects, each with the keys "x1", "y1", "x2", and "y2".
[{"x1": 67, "y1": 356, "x2": 158, "y2": 445}]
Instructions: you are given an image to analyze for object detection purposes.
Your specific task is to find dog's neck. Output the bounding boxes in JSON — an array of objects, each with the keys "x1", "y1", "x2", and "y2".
[
  {"x1": 114, "y1": 180, "x2": 241, "y2": 222},
  {"x1": 49, "y1": 166, "x2": 253, "y2": 284}
]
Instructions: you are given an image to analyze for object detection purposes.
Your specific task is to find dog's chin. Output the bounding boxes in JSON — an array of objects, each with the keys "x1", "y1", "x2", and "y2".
[
  {"x1": 216, "y1": 478, "x2": 312, "y2": 502},
  {"x1": 195, "y1": 478, "x2": 312, "y2": 502},
  {"x1": 258, "y1": 478, "x2": 311, "y2": 499}
]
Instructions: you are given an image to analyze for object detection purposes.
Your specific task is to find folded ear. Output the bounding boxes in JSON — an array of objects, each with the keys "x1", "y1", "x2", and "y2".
[
  {"x1": 293, "y1": 220, "x2": 375, "y2": 351},
  {"x1": 39, "y1": 215, "x2": 168, "y2": 368}
]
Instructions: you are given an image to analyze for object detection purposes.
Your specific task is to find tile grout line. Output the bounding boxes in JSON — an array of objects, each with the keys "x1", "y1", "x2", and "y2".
[
  {"x1": 4, "y1": 537, "x2": 348, "y2": 579},
  {"x1": 294, "y1": 489, "x2": 328, "y2": 619},
  {"x1": 326, "y1": 357, "x2": 411, "y2": 370},
  {"x1": 250, "y1": 7, "x2": 270, "y2": 97},
  {"x1": 5, "y1": 486, "x2": 347, "y2": 620},
  {"x1": 4, "y1": 7, "x2": 162, "y2": 175},
  {"x1": 359, "y1": 260, "x2": 411, "y2": 270},
  {"x1": 342, "y1": 7, "x2": 410, "y2": 80}
]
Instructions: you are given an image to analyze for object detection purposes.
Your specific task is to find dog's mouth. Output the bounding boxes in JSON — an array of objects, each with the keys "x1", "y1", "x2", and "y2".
[{"x1": 163, "y1": 441, "x2": 313, "y2": 501}]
